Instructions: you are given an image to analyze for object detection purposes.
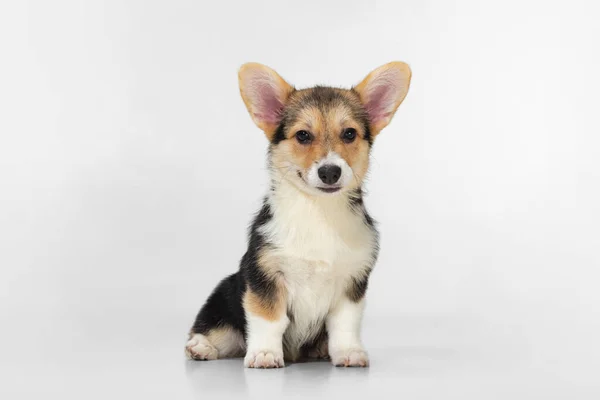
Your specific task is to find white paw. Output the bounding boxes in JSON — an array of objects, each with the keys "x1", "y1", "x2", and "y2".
[
  {"x1": 244, "y1": 350, "x2": 285, "y2": 368},
  {"x1": 185, "y1": 336, "x2": 218, "y2": 360},
  {"x1": 330, "y1": 348, "x2": 369, "y2": 367}
]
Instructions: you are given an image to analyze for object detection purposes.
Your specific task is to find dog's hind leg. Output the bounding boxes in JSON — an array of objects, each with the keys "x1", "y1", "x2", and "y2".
[
  {"x1": 186, "y1": 327, "x2": 245, "y2": 360},
  {"x1": 186, "y1": 273, "x2": 247, "y2": 360}
]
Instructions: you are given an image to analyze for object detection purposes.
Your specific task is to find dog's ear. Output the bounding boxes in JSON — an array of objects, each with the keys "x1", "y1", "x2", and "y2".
[
  {"x1": 353, "y1": 62, "x2": 411, "y2": 136},
  {"x1": 239, "y1": 63, "x2": 294, "y2": 139}
]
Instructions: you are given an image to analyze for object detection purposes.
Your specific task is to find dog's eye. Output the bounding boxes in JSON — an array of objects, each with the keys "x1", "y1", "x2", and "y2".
[
  {"x1": 295, "y1": 130, "x2": 311, "y2": 144},
  {"x1": 342, "y1": 128, "x2": 357, "y2": 143}
]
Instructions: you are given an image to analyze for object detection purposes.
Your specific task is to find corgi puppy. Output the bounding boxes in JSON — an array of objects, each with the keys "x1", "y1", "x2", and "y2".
[{"x1": 185, "y1": 62, "x2": 411, "y2": 368}]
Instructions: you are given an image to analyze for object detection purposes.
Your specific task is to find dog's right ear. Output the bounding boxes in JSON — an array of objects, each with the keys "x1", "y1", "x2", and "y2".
[{"x1": 238, "y1": 63, "x2": 294, "y2": 139}]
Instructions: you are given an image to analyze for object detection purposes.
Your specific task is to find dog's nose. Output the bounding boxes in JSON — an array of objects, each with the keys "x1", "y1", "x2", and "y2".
[{"x1": 318, "y1": 165, "x2": 341, "y2": 185}]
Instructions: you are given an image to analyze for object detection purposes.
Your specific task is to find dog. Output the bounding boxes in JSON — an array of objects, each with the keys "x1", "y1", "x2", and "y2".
[{"x1": 185, "y1": 62, "x2": 411, "y2": 368}]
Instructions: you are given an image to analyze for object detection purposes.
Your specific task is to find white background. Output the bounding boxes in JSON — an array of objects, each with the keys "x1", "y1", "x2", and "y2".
[{"x1": 1, "y1": 0, "x2": 599, "y2": 398}]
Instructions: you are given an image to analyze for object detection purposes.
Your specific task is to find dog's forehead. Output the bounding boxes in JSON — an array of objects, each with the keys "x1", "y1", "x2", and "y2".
[{"x1": 283, "y1": 86, "x2": 367, "y2": 126}]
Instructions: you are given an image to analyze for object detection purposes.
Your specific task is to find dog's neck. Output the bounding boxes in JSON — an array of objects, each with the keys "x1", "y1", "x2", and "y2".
[
  {"x1": 267, "y1": 176, "x2": 361, "y2": 217},
  {"x1": 262, "y1": 174, "x2": 374, "y2": 261}
]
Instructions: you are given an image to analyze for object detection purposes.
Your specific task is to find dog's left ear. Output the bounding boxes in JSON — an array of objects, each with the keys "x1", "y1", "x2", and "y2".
[
  {"x1": 238, "y1": 63, "x2": 294, "y2": 139},
  {"x1": 353, "y1": 62, "x2": 412, "y2": 136}
]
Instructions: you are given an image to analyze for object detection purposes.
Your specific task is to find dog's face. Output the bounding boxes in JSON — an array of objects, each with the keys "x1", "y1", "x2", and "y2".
[{"x1": 239, "y1": 62, "x2": 411, "y2": 196}]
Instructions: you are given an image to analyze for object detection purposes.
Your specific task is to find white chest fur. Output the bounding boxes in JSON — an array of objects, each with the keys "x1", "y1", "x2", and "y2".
[{"x1": 259, "y1": 181, "x2": 377, "y2": 353}]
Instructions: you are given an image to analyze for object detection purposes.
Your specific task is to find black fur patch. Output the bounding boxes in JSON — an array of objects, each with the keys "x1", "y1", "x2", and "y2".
[
  {"x1": 240, "y1": 202, "x2": 280, "y2": 307},
  {"x1": 190, "y1": 200, "x2": 277, "y2": 338},
  {"x1": 190, "y1": 272, "x2": 246, "y2": 334},
  {"x1": 349, "y1": 188, "x2": 376, "y2": 229},
  {"x1": 271, "y1": 122, "x2": 286, "y2": 145},
  {"x1": 300, "y1": 323, "x2": 328, "y2": 358},
  {"x1": 301, "y1": 86, "x2": 347, "y2": 107},
  {"x1": 346, "y1": 275, "x2": 370, "y2": 302},
  {"x1": 349, "y1": 87, "x2": 373, "y2": 145},
  {"x1": 346, "y1": 188, "x2": 379, "y2": 302},
  {"x1": 363, "y1": 124, "x2": 373, "y2": 145}
]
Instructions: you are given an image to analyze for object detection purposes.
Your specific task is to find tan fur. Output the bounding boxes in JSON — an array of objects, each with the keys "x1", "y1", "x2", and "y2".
[
  {"x1": 243, "y1": 289, "x2": 286, "y2": 321},
  {"x1": 256, "y1": 247, "x2": 283, "y2": 279},
  {"x1": 243, "y1": 247, "x2": 286, "y2": 319},
  {"x1": 243, "y1": 248, "x2": 287, "y2": 321},
  {"x1": 206, "y1": 327, "x2": 245, "y2": 357}
]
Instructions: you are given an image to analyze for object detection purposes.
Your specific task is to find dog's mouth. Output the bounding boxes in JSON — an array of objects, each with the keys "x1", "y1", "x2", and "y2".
[{"x1": 317, "y1": 186, "x2": 341, "y2": 193}]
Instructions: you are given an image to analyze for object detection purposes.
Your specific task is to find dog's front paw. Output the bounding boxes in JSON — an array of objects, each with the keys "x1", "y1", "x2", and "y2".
[
  {"x1": 330, "y1": 347, "x2": 369, "y2": 367},
  {"x1": 244, "y1": 349, "x2": 285, "y2": 368}
]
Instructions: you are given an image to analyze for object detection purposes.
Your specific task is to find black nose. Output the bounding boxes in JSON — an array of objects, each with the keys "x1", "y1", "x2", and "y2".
[{"x1": 318, "y1": 165, "x2": 341, "y2": 185}]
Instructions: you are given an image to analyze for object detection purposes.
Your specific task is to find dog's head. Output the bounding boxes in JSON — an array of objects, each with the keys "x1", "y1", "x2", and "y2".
[{"x1": 239, "y1": 62, "x2": 411, "y2": 196}]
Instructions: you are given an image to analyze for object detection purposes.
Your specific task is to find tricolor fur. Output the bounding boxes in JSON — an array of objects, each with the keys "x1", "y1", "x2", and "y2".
[{"x1": 186, "y1": 62, "x2": 411, "y2": 368}]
